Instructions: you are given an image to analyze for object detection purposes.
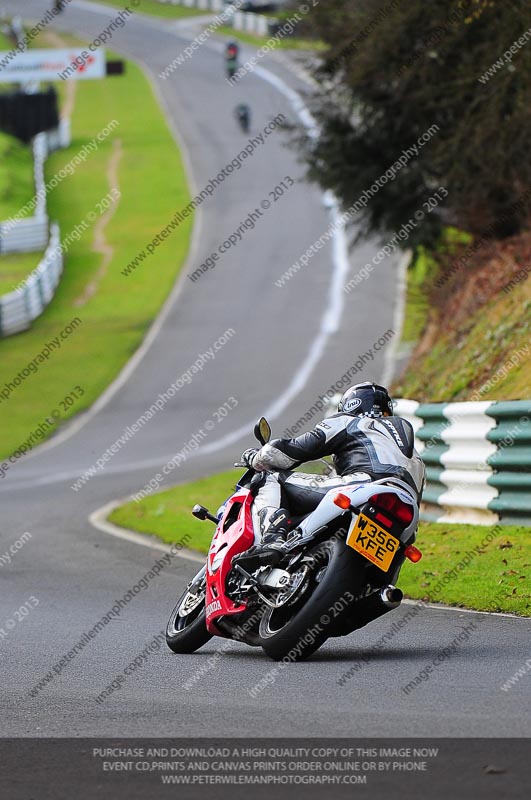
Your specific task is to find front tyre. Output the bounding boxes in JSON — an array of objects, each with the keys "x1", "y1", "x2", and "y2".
[
  {"x1": 260, "y1": 537, "x2": 363, "y2": 662},
  {"x1": 166, "y1": 565, "x2": 213, "y2": 654}
]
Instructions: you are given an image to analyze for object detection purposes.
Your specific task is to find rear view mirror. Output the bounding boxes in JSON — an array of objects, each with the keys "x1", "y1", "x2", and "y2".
[{"x1": 254, "y1": 417, "x2": 271, "y2": 445}]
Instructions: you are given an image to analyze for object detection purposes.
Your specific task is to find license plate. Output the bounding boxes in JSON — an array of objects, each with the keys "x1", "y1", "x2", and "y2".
[{"x1": 346, "y1": 513, "x2": 400, "y2": 572}]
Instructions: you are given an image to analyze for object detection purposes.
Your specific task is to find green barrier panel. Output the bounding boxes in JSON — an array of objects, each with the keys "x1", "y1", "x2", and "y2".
[
  {"x1": 402, "y1": 399, "x2": 531, "y2": 524},
  {"x1": 414, "y1": 404, "x2": 451, "y2": 510},
  {"x1": 486, "y1": 402, "x2": 531, "y2": 523}
]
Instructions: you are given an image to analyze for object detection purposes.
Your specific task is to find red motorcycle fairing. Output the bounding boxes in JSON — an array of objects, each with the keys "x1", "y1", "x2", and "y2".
[{"x1": 205, "y1": 486, "x2": 255, "y2": 636}]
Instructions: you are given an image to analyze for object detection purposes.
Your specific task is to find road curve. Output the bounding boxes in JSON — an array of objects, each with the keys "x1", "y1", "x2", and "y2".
[{"x1": 0, "y1": 0, "x2": 529, "y2": 745}]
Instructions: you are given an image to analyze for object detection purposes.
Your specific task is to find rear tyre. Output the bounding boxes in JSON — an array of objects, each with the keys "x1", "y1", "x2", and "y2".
[
  {"x1": 166, "y1": 566, "x2": 213, "y2": 654},
  {"x1": 260, "y1": 537, "x2": 365, "y2": 662}
]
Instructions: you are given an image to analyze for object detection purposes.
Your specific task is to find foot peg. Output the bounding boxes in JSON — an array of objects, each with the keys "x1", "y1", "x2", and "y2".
[{"x1": 233, "y1": 545, "x2": 284, "y2": 571}]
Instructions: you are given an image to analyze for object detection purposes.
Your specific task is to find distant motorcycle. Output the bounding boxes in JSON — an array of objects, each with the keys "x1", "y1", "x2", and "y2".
[
  {"x1": 225, "y1": 41, "x2": 239, "y2": 80},
  {"x1": 166, "y1": 418, "x2": 423, "y2": 662},
  {"x1": 234, "y1": 103, "x2": 250, "y2": 133}
]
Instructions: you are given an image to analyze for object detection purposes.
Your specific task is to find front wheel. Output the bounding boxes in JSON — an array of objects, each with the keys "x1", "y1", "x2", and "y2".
[
  {"x1": 166, "y1": 565, "x2": 213, "y2": 654},
  {"x1": 260, "y1": 537, "x2": 364, "y2": 662}
]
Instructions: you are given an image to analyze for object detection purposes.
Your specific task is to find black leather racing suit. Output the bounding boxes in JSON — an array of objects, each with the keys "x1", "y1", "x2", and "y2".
[{"x1": 249, "y1": 413, "x2": 425, "y2": 542}]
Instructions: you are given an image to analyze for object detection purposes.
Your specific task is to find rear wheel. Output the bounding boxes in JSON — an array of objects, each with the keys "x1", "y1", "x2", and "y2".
[
  {"x1": 166, "y1": 566, "x2": 213, "y2": 654},
  {"x1": 259, "y1": 537, "x2": 364, "y2": 662}
]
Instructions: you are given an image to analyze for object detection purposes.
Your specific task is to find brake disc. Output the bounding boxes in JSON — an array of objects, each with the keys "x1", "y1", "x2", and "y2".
[
  {"x1": 273, "y1": 565, "x2": 310, "y2": 608},
  {"x1": 177, "y1": 585, "x2": 205, "y2": 617}
]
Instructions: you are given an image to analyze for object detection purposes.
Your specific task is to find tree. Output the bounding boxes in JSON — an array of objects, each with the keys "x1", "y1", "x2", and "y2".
[{"x1": 297, "y1": 0, "x2": 531, "y2": 246}]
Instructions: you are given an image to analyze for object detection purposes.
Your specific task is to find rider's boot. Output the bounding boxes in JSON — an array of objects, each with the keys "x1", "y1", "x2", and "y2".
[{"x1": 234, "y1": 508, "x2": 290, "y2": 570}]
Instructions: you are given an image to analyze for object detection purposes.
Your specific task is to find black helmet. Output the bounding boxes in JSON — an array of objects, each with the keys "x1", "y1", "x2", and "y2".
[{"x1": 338, "y1": 382, "x2": 393, "y2": 417}]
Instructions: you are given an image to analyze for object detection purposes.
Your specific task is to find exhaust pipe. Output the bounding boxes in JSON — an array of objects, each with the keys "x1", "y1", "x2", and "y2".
[
  {"x1": 338, "y1": 585, "x2": 403, "y2": 636},
  {"x1": 380, "y1": 585, "x2": 403, "y2": 608}
]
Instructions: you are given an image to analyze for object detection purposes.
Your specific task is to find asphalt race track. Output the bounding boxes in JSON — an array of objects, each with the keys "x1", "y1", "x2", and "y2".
[{"x1": 0, "y1": 0, "x2": 530, "y2": 744}]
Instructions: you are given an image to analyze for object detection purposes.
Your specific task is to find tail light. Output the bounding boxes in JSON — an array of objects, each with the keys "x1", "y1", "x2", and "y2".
[
  {"x1": 369, "y1": 493, "x2": 414, "y2": 525},
  {"x1": 404, "y1": 544, "x2": 422, "y2": 562}
]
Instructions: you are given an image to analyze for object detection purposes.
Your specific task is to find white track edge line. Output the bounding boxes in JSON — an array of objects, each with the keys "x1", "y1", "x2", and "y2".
[
  {"x1": 381, "y1": 248, "x2": 411, "y2": 386},
  {"x1": 89, "y1": 499, "x2": 205, "y2": 563}
]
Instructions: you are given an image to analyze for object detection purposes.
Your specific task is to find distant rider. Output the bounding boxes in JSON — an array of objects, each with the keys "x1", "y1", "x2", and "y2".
[{"x1": 235, "y1": 103, "x2": 250, "y2": 132}]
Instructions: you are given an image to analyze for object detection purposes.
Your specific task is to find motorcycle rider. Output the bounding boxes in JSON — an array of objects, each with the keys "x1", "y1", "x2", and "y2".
[
  {"x1": 236, "y1": 382, "x2": 425, "y2": 567},
  {"x1": 235, "y1": 102, "x2": 250, "y2": 132},
  {"x1": 225, "y1": 41, "x2": 239, "y2": 79}
]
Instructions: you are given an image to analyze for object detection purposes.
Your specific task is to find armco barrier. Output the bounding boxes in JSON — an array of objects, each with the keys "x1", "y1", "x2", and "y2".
[
  {"x1": 0, "y1": 224, "x2": 62, "y2": 336},
  {"x1": 325, "y1": 395, "x2": 531, "y2": 525},
  {"x1": 395, "y1": 399, "x2": 531, "y2": 525},
  {"x1": 232, "y1": 9, "x2": 270, "y2": 36},
  {"x1": 0, "y1": 217, "x2": 49, "y2": 254},
  {"x1": 0, "y1": 119, "x2": 70, "y2": 335},
  {"x1": 0, "y1": 133, "x2": 50, "y2": 255},
  {"x1": 157, "y1": 0, "x2": 279, "y2": 35}
]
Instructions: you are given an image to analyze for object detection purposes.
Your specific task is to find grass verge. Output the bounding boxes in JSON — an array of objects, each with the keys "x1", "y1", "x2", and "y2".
[
  {"x1": 400, "y1": 227, "x2": 471, "y2": 346},
  {"x1": 109, "y1": 470, "x2": 242, "y2": 554},
  {"x1": 215, "y1": 25, "x2": 322, "y2": 50},
  {"x1": 395, "y1": 269, "x2": 531, "y2": 400},
  {"x1": 0, "y1": 71, "x2": 49, "y2": 323},
  {"x1": 90, "y1": 0, "x2": 205, "y2": 19},
  {"x1": 394, "y1": 224, "x2": 531, "y2": 401},
  {"x1": 0, "y1": 251, "x2": 45, "y2": 295},
  {"x1": 400, "y1": 522, "x2": 531, "y2": 616},
  {"x1": 0, "y1": 28, "x2": 13, "y2": 49},
  {"x1": 0, "y1": 44, "x2": 192, "y2": 460},
  {"x1": 108, "y1": 471, "x2": 531, "y2": 616},
  {"x1": 0, "y1": 132, "x2": 35, "y2": 222}
]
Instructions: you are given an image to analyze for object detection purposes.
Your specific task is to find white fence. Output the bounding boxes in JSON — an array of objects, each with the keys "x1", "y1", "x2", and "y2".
[
  {"x1": 157, "y1": 0, "x2": 278, "y2": 35},
  {"x1": 232, "y1": 9, "x2": 270, "y2": 35},
  {"x1": 0, "y1": 120, "x2": 70, "y2": 336},
  {"x1": 0, "y1": 217, "x2": 49, "y2": 254},
  {"x1": 0, "y1": 224, "x2": 63, "y2": 335}
]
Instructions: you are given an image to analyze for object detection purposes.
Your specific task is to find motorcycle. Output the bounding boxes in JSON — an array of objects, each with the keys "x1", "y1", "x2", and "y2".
[
  {"x1": 234, "y1": 103, "x2": 251, "y2": 134},
  {"x1": 166, "y1": 418, "x2": 423, "y2": 662},
  {"x1": 225, "y1": 41, "x2": 239, "y2": 80}
]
